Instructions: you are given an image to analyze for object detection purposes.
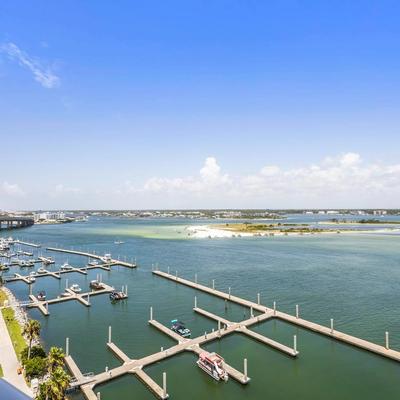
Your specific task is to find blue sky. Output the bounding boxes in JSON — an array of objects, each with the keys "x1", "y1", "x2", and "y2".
[{"x1": 1, "y1": 1, "x2": 400, "y2": 209}]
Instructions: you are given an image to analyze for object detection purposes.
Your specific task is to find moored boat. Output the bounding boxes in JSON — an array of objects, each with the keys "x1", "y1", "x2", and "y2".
[
  {"x1": 61, "y1": 262, "x2": 73, "y2": 271},
  {"x1": 37, "y1": 291, "x2": 46, "y2": 301},
  {"x1": 171, "y1": 320, "x2": 191, "y2": 338},
  {"x1": 197, "y1": 352, "x2": 229, "y2": 382},
  {"x1": 70, "y1": 284, "x2": 82, "y2": 293}
]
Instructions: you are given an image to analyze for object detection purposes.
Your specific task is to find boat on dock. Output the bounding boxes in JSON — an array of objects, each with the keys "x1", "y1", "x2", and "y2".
[
  {"x1": 28, "y1": 272, "x2": 36, "y2": 282},
  {"x1": 197, "y1": 352, "x2": 229, "y2": 382},
  {"x1": 90, "y1": 280, "x2": 103, "y2": 290},
  {"x1": 19, "y1": 260, "x2": 34, "y2": 267},
  {"x1": 61, "y1": 262, "x2": 73, "y2": 271},
  {"x1": 37, "y1": 267, "x2": 47, "y2": 274},
  {"x1": 70, "y1": 284, "x2": 82, "y2": 293},
  {"x1": 87, "y1": 260, "x2": 99, "y2": 267},
  {"x1": 101, "y1": 254, "x2": 112, "y2": 263},
  {"x1": 171, "y1": 320, "x2": 191, "y2": 338},
  {"x1": 37, "y1": 291, "x2": 46, "y2": 301},
  {"x1": 38, "y1": 256, "x2": 55, "y2": 265},
  {"x1": 109, "y1": 291, "x2": 128, "y2": 301}
]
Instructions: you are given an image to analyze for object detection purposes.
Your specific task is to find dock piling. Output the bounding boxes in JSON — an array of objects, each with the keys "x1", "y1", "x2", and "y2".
[
  {"x1": 66, "y1": 337, "x2": 69, "y2": 357},
  {"x1": 212, "y1": 279, "x2": 215, "y2": 290},
  {"x1": 250, "y1": 306, "x2": 254, "y2": 318},
  {"x1": 330, "y1": 318, "x2": 334, "y2": 334},
  {"x1": 108, "y1": 326, "x2": 112, "y2": 344},
  {"x1": 167, "y1": 266, "x2": 170, "y2": 274},
  {"x1": 218, "y1": 320, "x2": 221, "y2": 337},
  {"x1": 29, "y1": 284, "x2": 32, "y2": 296},
  {"x1": 273, "y1": 301, "x2": 276, "y2": 315},
  {"x1": 257, "y1": 293, "x2": 260, "y2": 305},
  {"x1": 163, "y1": 372, "x2": 167, "y2": 399},
  {"x1": 296, "y1": 304, "x2": 299, "y2": 319},
  {"x1": 150, "y1": 306, "x2": 153, "y2": 321},
  {"x1": 204, "y1": 331, "x2": 207, "y2": 339},
  {"x1": 228, "y1": 287, "x2": 231, "y2": 299},
  {"x1": 294, "y1": 335, "x2": 297, "y2": 353},
  {"x1": 96, "y1": 392, "x2": 101, "y2": 400},
  {"x1": 385, "y1": 331, "x2": 389, "y2": 350},
  {"x1": 194, "y1": 296, "x2": 197, "y2": 308},
  {"x1": 244, "y1": 358, "x2": 248, "y2": 381},
  {"x1": 175, "y1": 271, "x2": 178, "y2": 280}
]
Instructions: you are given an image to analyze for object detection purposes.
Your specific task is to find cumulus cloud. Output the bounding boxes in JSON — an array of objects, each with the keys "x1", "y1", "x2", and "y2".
[
  {"x1": 126, "y1": 153, "x2": 400, "y2": 207},
  {"x1": 2, "y1": 182, "x2": 25, "y2": 197},
  {"x1": 0, "y1": 42, "x2": 59, "y2": 88},
  {"x1": 51, "y1": 184, "x2": 81, "y2": 197}
]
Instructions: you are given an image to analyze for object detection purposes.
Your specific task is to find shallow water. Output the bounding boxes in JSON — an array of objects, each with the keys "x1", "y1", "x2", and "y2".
[{"x1": 1, "y1": 217, "x2": 400, "y2": 399}]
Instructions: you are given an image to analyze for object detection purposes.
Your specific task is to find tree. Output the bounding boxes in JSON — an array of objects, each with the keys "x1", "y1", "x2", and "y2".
[
  {"x1": 24, "y1": 356, "x2": 47, "y2": 378},
  {"x1": 21, "y1": 345, "x2": 46, "y2": 364},
  {"x1": 36, "y1": 367, "x2": 70, "y2": 400},
  {"x1": 23, "y1": 320, "x2": 41, "y2": 360},
  {"x1": 47, "y1": 347, "x2": 65, "y2": 375}
]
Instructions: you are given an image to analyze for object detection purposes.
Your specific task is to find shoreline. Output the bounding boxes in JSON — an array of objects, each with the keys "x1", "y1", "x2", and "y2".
[{"x1": 185, "y1": 224, "x2": 400, "y2": 239}]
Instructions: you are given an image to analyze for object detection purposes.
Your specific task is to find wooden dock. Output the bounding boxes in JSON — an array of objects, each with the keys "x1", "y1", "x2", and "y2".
[{"x1": 153, "y1": 269, "x2": 400, "y2": 363}]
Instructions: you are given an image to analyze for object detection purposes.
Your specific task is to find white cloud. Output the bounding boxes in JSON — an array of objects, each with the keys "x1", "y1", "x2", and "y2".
[
  {"x1": 124, "y1": 153, "x2": 400, "y2": 207},
  {"x1": 51, "y1": 184, "x2": 81, "y2": 197},
  {"x1": 0, "y1": 42, "x2": 59, "y2": 88},
  {"x1": 2, "y1": 182, "x2": 25, "y2": 197}
]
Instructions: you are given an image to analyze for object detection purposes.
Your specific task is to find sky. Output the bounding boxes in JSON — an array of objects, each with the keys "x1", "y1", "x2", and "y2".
[{"x1": 0, "y1": 1, "x2": 400, "y2": 210}]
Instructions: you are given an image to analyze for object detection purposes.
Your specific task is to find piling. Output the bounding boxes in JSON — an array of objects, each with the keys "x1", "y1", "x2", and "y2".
[
  {"x1": 108, "y1": 326, "x2": 112, "y2": 344},
  {"x1": 212, "y1": 279, "x2": 215, "y2": 290},
  {"x1": 330, "y1": 318, "x2": 334, "y2": 334},
  {"x1": 250, "y1": 306, "x2": 254, "y2": 318},
  {"x1": 66, "y1": 337, "x2": 69, "y2": 357},
  {"x1": 296, "y1": 304, "x2": 299, "y2": 319},
  {"x1": 150, "y1": 306, "x2": 153, "y2": 321},
  {"x1": 257, "y1": 293, "x2": 260, "y2": 305},
  {"x1": 218, "y1": 320, "x2": 221, "y2": 336},
  {"x1": 175, "y1": 271, "x2": 178, "y2": 280},
  {"x1": 194, "y1": 296, "x2": 197, "y2": 308},
  {"x1": 273, "y1": 301, "x2": 276, "y2": 315},
  {"x1": 293, "y1": 335, "x2": 297, "y2": 353},
  {"x1": 228, "y1": 287, "x2": 231, "y2": 299},
  {"x1": 385, "y1": 331, "x2": 389, "y2": 350},
  {"x1": 163, "y1": 372, "x2": 167, "y2": 398},
  {"x1": 97, "y1": 392, "x2": 101, "y2": 400},
  {"x1": 244, "y1": 358, "x2": 248, "y2": 381}
]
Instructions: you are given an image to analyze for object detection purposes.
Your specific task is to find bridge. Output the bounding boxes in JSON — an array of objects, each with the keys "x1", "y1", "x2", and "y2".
[{"x1": 0, "y1": 217, "x2": 34, "y2": 230}]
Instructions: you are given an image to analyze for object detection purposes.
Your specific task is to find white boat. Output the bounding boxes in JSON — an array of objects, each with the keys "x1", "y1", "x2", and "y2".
[
  {"x1": 101, "y1": 254, "x2": 112, "y2": 263},
  {"x1": 28, "y1": 272, "x2": 36, "y2": 282},
  {"x1": 61, "y1": 291, "x2": 70, "y2": 297},
  {"x1": 70, "y1": 284, "x2": 82, "y2": 293},
  {"x1": 87, "y1": 260, "x2": 99, "y2": 267},
  {"x1": 114, "y1": 239, "x2": 125, "y2": 245},
  {"x1": 37, "y1": 267, "x2": 47, "y2": 274},
  {"x1": 61, "y1": 262, "x2": 73, "y2": 271},
  {"x1": 38, "y1": 256, "x2": 55, "y2": 265},
  {"x1": 197, "y1": 352, "x2": 229, "y2": 382}
]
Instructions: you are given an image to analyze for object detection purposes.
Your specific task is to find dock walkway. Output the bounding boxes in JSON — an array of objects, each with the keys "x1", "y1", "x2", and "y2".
[{"x1": 153, "y1": 270, "x2": 400, "y2": 363}]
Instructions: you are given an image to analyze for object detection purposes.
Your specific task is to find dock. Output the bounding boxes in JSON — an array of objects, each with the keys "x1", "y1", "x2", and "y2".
[
  {"x1": 153, "y1": 269, "x2": 400, "y2": 363},
  {"x1": 14, "y1": 239, "x2": 40, "y2": 248},
  {"x1": 26, "y1": 283, "x2": 115, "y2": 316},
  {"x1": 46, "y1": 247, "x2": 137, "y2": 268},
  {"x1": 64, "y1": 299, "x2": 298, "y2": 399}
]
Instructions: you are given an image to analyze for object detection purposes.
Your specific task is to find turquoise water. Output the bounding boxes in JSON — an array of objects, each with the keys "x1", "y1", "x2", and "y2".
[{"x1": 1, "y1": 217, "x2": 400, "y2": 399}]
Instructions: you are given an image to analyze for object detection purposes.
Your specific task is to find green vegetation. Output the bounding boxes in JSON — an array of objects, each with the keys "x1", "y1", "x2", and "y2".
[
  {"x1": 24, "y1": 356, "x2": 47, "y2": 379},
  {"x1": 23, "y1": 319, "x2": 41, "y2": 360},
  {"x1": 0, "y1": 288, "x2": 7, "y2": 306},
  {"x1": 1, "y1": 307, "x2": 27, "y2": 360},
  {"x1": 0, "y1": 364, "x2": 3, "y2": 377},
  {"x1": 329, "y1": 218, "x2": 400, "y2": 224},
  {"x1": 35, "y1": 347, "x2": 70, "y2": 400},
  {"x1": 21, "y1": 345, "x2": 46, "y2": 364}
]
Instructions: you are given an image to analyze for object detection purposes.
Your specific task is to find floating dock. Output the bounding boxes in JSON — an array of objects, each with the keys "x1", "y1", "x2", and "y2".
[
  {"x1": 46, "y1": 247, "x2": 137, "y2": 268},
  {"x1": 153, "y1": 269, "x2": 400, "y2": 363}
]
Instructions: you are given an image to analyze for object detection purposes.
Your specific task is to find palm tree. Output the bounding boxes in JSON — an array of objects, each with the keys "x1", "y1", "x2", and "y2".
[
  {"x1": 47, "y1": 347, "x2": 65, "y2": 375},
  {"x1": 49, "y1": 366, "x2": 70, "y2": 400},
  {"x1": 23, "y1": 319, "x2": 41, "y2": 360}
]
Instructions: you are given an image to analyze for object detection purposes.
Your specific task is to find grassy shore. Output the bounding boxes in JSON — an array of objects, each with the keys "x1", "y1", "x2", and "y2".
[
  {"x1": 0, "y1": 289, "x2": 27, "y2": 360},
  {"x1": 215, "y1": 223, "x2": 325, "y2": 234}
]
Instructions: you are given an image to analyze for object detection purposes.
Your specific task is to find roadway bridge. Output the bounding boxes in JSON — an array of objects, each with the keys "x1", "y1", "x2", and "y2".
[{"x1": 0, "y1": 217, "x2": 34, "y2": 230}]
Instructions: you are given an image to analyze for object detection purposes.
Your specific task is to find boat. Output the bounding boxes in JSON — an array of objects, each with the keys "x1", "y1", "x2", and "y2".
[
  {"x1": 37, "y1": 291, "x2": 46, "y2": 301},
  {"x1": 60, "y1": 262, "x2": 73, "y2": 271},
  {"x1": 109, "y1": 291, "x2": 128, "y2": 301},
  {"x1": 27, "y1": 273, "x2": 36, "y2": 283},
  {"x1": 70, "y1": 284, "x2": 82, "y2": 293},
  {"x1": 61, "y1": 291, "x2": 70, "y2": 297},
  {"x1": 101, "y1": 254, "x2": 112, "y2": 263},
  {"x1": 19, "y1": 260, "x2": 34, "y2": 267},
  {"x1": 171, "y1": 320, "x2": 191, "y2": 338},
  {"x1": 37, "y1": 267, "x2": 47, "y2": 274},
  {"x1": 90, "y1": 280, "x2": 103, "y2": 290},
  {"x1": 87, "y1": 260, "x2": 99, "y2": 267},
  {"x1": 197, "y1": 352, "x2": 229, "y2": 382},
  {"x1": 38, "y1": 256, "x2": 55, "y2": 265},
  {"x1": 114, "y1": 239, "x2": 125, "y2": 245}
]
